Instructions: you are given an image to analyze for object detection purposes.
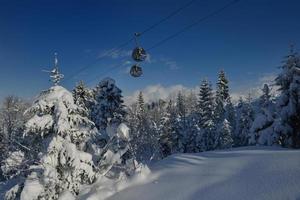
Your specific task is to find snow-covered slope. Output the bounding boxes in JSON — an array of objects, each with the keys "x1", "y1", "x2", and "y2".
[{"x1": 106, "y1": 147, "x2": 300, "y2": 200}]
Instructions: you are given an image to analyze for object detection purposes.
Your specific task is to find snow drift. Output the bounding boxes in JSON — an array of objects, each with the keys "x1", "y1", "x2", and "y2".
[{"x1": 85, "y1": 146, "x2": 300, "y2": 200}]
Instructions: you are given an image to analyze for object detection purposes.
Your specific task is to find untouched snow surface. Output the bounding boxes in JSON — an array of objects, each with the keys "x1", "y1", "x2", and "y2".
[
  {"x1": 104, "y1": 147, "x2": 300, "y2": 200},
  {"x1": 1, "y1": 147, "x2": 300, "y2": 200}
]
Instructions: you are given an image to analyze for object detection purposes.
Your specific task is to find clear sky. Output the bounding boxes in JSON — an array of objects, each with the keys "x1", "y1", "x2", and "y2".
[{"x1": 0, "y1": 0, "x2": 300, "y2": 101}]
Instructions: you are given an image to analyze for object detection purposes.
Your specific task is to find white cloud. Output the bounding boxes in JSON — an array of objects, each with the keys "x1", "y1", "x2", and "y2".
[
  {"x1": 120, "y1": 60, "x2": 133, "y2": 74},
  {"x1": 98, "y1": 49, "x2": 131, "y2": 59},
  {"x1": 145, "y1": 53, "x2": 152, "y2": 63},
  {"x1": 159, "y1": 57, "x2": 180, "y2": 70}
]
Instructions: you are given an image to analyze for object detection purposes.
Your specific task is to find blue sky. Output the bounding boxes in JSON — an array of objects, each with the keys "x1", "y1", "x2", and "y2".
[{"x1": 0, "y1": 0, "x2": 300, "y2": 101}]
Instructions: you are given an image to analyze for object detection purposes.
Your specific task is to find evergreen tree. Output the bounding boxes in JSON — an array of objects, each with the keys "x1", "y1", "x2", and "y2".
[
  {"x1": 217, "y1": 119, "x2": 233, "y2": 149},
  {"x1": 185, "y1": 114, "x2": 200, "y2": 153},
  {"x1": 216, "y1": 70, "x2": 230, "y2": 100},
  {"x1": 225, "y1": 97, "x2": 236, "y2": 133},
  {"x1": 6, "y1": 56, "x2": 98, "y2": 199},
  {"x1": 197, "y1": 79, "x2": 215, "y2": 151},
  {"x1": 129, "y1": 92, "x2": 159, "y2": 162},
  {"x1": 185, "y1": 91, "x2": 198, "y2": 114},
  {"x1": 214, "y1": 70, "x2": 234, "y2": 149},
  {"x1": 97, "y1": 123, "x2": 137, "y2": 179},
  {"x1": 0, "y1": 96, "x2": 30, "y2": 181},
  {"x1": 176, "y1": 92, "x2": 186, "y2": 118},
  {"x1": 173, "y1": 92, "x2": 188, "y2": 153},
  {"x1": 250, "y1": 84, "x2": 275, "y2": 145},
  {"x1": 72, "y1": 80, "x2": 94, "y2": 117},
  {"x1": 235, "y1": 95, "x2": 254, "y2": 146},
  {"x1": 137, "y1": 91, "x2": 145, "y2": 115},
  {"x1": 159, "y1": 100, "x2": 175, "y2": 157},
  {"x1": 215, "y1": 70, "x2": 229, "y2": 122},
  {"x1": 91, "y1": 78, "x2": 126, "y2": 135},
  {"x1": 19, "y1": 86, "x2": 96, "y2": 199},
  {"x1": 273, "y1": 47, "x2": 300, "y2": 148}
]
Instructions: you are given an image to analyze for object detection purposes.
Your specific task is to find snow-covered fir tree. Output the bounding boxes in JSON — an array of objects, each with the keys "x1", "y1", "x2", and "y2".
[
  {"x1": 214, "y1": 70, "x2": 233, "y2": 149},
  {"x1": 224, "y1": 97, "x2": 236, "y2": 134},
  {"x1": 216, "y1": 119, "x2": 233, "y2": 149},
  {"x1": 234, "y1": 95, "x2": 254, "y2": 146},
  {"x1": 185, "y1": 91, "x2": 198, "y2": 114},
  {"x1": 250, "y1": 84, "x2": 275, "y2": 145},
  {"x1": 215, "y1": 70, "x2": 229, "y2": 122},
  {"x1": 158, "y1": 100, "x2": 175, "y2": 157},
  {"x1": 97, "y1": 123, "x2": 137, "y2": 179},
  {"x1": 24, "y1": 88, "x2": 96, "y2": 199},
  {"x1": 72, "y1": 80, "x2": 94, "y2": 117},
  {"x1": 148, "y1": 99, "x2": 166, "y2": 125},
  {"x1": 91, "y1": 78, "x2": 126, "y2": 139},
  {"x1": 173, "y1": 92, "x2": 187, "y2": 153},
  {"x1": 129, "y1": 92, "x2": 159, "y2": 163},
  {"x1": 0, "y1": 96, "x2": 30, "y2": 181},
  {"x1": 5, "y1": 56, "x2": 98, "y2": 200},
  {"x1": 197, "y1": 79, "x2": 215, "y2": 151},
  {"x1": 273, "y1": 47, "x2": 300, "y2": 148},
  {"x1": 185, "y1": 114, "x2": 200, "y2": 153}
]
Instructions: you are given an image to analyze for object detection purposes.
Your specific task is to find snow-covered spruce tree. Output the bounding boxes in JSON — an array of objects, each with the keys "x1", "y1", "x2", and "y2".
[
  {"x1": 148, "y1": 99, "x2": 166, "y2": 126},
  {"x1": 214, "y1": 70, "x2": 233, "y2": 149},
  {"x1": 215, "y1": 70, "x2": 229, "y2": 121},
  {"x1": 197, "y1": 79, "x2": 215, "y2": 151},
  {"x1": 0, "y1": 96, "x2": 29, "y2": 145},
  {"x1": 159, "y1": 100, "x2": 175, "y2": 157},
  {"x1": 0, "y1": 132, "x2": 5, "y2": 181},
  {"x1": 234, "y1": 95, "x2": 254, "y2": 146},
  {"x1": 126, "y1": 103, "x2": 139, "y2": 158},
  {"x1": 73, "y1": 80, "x2": 94, "y2": 118},
  {"x1": 94, "y1": 86, "x2": 137, "y2": 179},
  {"x1": 217, "y1": 119, "x2": 233, "y2": 149},
  {"x1": 185, "y1": 114, "x2": 200, "y2": 153},
  {"x1": 173, "y1": 92, "x2": 188, "y2": 153},
  {"x1": 129, "y1": 92, "x2": 146, "y2": 162},
  {"x1": 6, "y1": 57, "x2": 97, "y2": 200},
  {"x1": 273, "y1": 48, "x2": 300, "y2": 148},
  {"x1": 91, "y1": 78, "x2": 126, "y2": 138},
  {"x1": 224, "y1": 97, "x2": 236, "y2": 134},
  {"x1": 185, "y1": 91, "x2": 198, "y2": 114},
  {"x1": 0, "y1": 96, "x2": 30, "y2": 181},
  {"x1": 234, "y1": 98, "x2": 243, "y2": 146},
  {"x1": 146, "y1": 99, "x2": 166, "y2": 160},
  {"x1": 129, "y1": 92, "x2": 159, "y2": 163},
  {"x1": 249, "y1": 84, "x2": 275, "y2": 145},
  {"x1": 184, "y1": 92, "x2": 201, "y2": 153},
  {"x1": 25, "y1": 87, "x2": 96, "y2": 199},
  {"x1": 97, "y1": 122, "x2": 137, "y2": 179}
]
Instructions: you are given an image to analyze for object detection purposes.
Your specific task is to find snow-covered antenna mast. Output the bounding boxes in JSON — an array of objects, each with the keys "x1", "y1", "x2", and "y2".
[{"x1": 48, "y1": 52, "x2": 64, "y2": 85}]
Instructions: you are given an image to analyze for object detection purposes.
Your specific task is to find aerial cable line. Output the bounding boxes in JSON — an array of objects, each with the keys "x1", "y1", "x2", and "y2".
[
  {"x1": 86, "y1": 63, "x2": 121, "y2": 85},
  {"x1": 64, "y1": 39, "x2": 133, "y2": 82},
  {"x1": 139, "y1": 0, "x2": 198, "y2": 36},
  {"x1": 86, "y1": 0, "x2": 241, "y2": 84},
  {"x1": 64, "y1": 0, "x2": 197, "y2": 82},
  {"x1": 147, "y1": 0, "x2": 240, "y2": 51}
]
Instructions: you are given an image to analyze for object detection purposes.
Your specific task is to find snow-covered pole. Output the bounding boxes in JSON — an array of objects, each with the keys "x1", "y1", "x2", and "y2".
[{"x1": 49, "y1": 52, "x2": 64, "y2": 86}]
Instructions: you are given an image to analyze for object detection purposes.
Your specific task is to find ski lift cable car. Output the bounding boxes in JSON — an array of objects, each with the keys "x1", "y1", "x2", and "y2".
[
  {"x1": 130, "y1": 33, "x2": 147, "y2": 77},
  {"x1": 130, "y1": 64, "x2": 143, "y2": 77},
  {"x1": 132, "y1": 32, "x2": 147, "y2": 62}
]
